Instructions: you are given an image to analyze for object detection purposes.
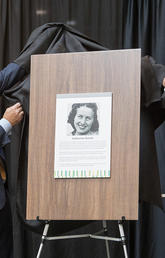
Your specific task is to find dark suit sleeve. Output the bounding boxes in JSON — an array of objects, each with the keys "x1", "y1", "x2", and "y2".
[
  {"x1": 0, "y1": 62, "x2": 26, "y2": 94},
  {"x1": 0, "y1": 126, "x2": 10, "y2": 148}
]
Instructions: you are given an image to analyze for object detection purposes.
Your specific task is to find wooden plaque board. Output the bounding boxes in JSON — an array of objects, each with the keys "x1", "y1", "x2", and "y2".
[{"x1": 27, "y1": 49, "x2": 141, "y2": 220}]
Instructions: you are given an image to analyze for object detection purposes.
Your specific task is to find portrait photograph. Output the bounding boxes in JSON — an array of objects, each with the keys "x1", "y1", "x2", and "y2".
[{"x1": 67, "y1": 102, "x2": 99, "y2": 136}]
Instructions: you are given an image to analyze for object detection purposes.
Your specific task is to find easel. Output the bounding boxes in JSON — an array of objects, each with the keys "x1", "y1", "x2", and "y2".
[{"x1": 36, "y1": 218, "x2": 128, "y2": 258}]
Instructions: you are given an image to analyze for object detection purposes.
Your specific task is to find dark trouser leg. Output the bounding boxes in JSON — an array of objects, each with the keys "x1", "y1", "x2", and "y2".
[{"x1": 0, "y1": 196, "x2": 13, "y2": 258}]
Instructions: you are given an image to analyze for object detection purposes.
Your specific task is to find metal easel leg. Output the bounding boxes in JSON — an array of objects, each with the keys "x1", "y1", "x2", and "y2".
[
  {"x1": 102, "y1": 221, "x2": 111, "y2": 258},
  {"x1": 118, "y1": 220, "x2": 128, "y2": 258},
  {"x1": 36, "y1": 221, "x2": 50, "y2": 258}
]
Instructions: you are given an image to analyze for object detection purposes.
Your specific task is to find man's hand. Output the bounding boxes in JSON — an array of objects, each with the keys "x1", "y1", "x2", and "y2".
[
  {"x1": 163, "y1": 78, "x2": 165, "y2": 87},
  {"x1": 3, "y1": 103, "x2": 24, "y2": 126}
]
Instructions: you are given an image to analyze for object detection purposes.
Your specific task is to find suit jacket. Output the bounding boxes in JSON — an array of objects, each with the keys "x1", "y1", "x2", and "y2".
[
  {"x1": 0, "y1": 62, "x2": 25, "y2": 209},
  {"x1": 0, "y1": 126, "x2": 9, "y2": 209}
]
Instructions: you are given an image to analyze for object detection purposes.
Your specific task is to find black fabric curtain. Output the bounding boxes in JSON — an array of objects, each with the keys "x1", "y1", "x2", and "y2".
[
  {"x1": 1, "y1": 1, "x2": 165, "y2": 258},
  {"x1": 123, "y1": 0, "x2": 165, "y2": 64},
  {"x1": 0, "y1": 0, "x2": 127, "y2": 68},
  {"x1": 0, "y1": 0, "x2": 70, "y2": 67}
]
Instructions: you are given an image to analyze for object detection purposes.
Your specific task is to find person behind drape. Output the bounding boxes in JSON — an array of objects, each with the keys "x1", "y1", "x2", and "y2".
[
  {"x1": 140, "y1": 56, "x2": 165, "y2": 209},
  {"x1": 0, "y1": 63, "x2": 25, "y2": 258}
]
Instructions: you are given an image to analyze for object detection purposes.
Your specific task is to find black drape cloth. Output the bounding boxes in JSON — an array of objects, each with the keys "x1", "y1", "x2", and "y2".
[
  {"x1": 123, "y1": 0, "x2": 165, "y2": 64},
  {"x1": 3, "y1": 21, "x2": 165, "y2": 258},
  {"x1": 1, "y1": 1, "x2": 165, "y2": 258},
  {"x1": 139, "y1": 56, "x2": 165, "y2": 208},
  {"x1": 4, "y1": 23, "x2": 111, "y2": 258}
]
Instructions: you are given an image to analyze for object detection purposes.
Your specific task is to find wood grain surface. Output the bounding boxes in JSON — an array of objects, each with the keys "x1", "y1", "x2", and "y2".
[{"x1": 27, "y1": 49, "x2": 141, "y2": 220}]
